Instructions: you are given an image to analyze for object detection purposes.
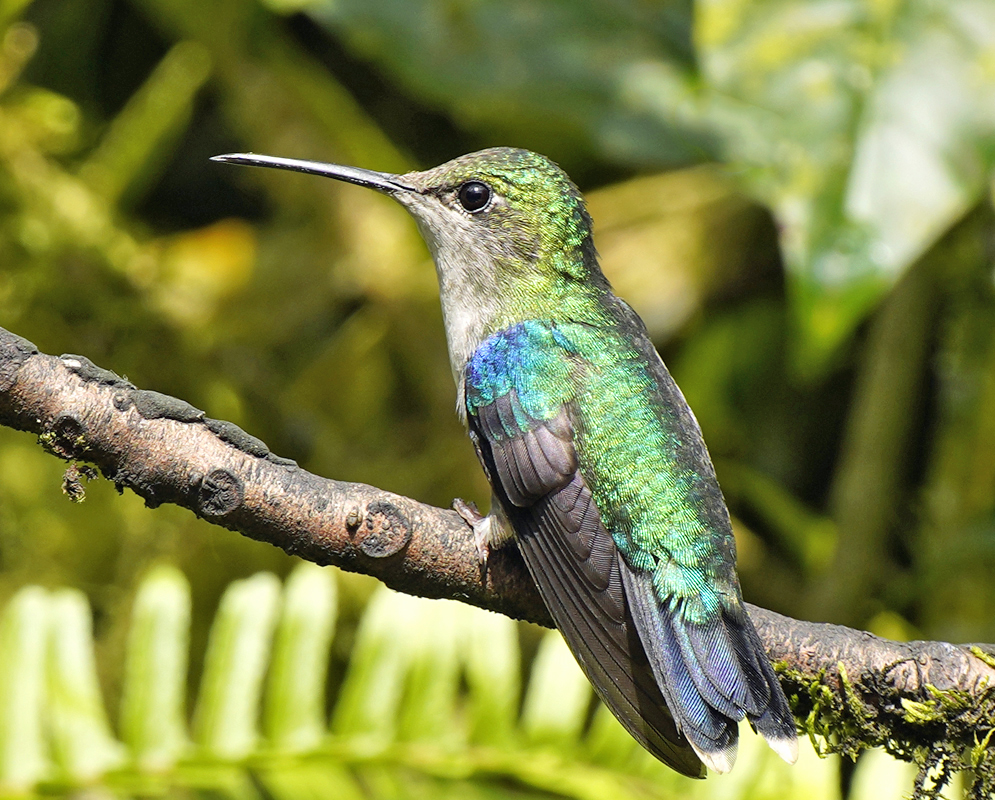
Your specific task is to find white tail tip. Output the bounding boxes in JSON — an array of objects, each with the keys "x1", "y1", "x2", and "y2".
[
  {"x1": 767, "y1": 733, "x2": 799, "y2": 765},
  {"x1": 692, "y1": 742, "x2": 738, "y2": 774}
]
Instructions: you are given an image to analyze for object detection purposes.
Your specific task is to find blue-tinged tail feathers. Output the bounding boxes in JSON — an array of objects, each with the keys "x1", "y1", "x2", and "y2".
[{"x1": 620, "y1": 563, "x2": 798, "y2": 774}]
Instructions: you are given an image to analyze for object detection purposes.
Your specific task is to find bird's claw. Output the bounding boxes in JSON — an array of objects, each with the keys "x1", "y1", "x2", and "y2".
[{"x1": 453, "y1": 498, "x2": 491, "y2": 565}]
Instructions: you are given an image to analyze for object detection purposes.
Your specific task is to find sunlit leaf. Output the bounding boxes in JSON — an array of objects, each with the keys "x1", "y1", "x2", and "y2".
[
  {"x1": 396, "y1": 597, "x2": 464, "y2": 746},
  {"x1": 462, "y1": 605, "x2": 521, "y2": 747},
  {"x1": 0, "y1": 566, "x2": 845, "y2": 798},
  {"x1": 301, "y1": 0, "x2": 709, "y2": 169},
  {"x1": 330, "y1": 586, "x2": 418, "y2": 746},
  {"x1": 46, "y1": 589, "x2": 127, "y2": 779},
  {"x1": 119, "y1": 564, "x2": 192, "y2": 770},
  {"x1": 264, "y1": 562, "x2": 337, "y2": 752},
  {"x1": 192, "y1": 572, "x2": 282, "y2": 759},
  {"x1": 520, "y1": 630, "x2": 591, "y2": 748},
  {"x1": 696, "y1": 0, "x2": 995, "y2": 371},
  {"x1": 0, "y1": 587, "x2": 50, "y2": 790}
]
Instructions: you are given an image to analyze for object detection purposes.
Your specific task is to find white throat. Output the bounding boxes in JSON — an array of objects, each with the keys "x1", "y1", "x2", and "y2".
[
  {"x1": 407, "y1": 207, "x2": 504, "y2": 385},
  {"x1": 433, "y1": 246, "x2": 500, "y2": 383}
]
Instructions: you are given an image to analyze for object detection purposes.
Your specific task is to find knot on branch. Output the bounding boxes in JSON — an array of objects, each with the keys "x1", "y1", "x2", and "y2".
[
  {"x1": 41, "y1": 412, "x2": 89, "y2": 459},
  {"x1": 197, "y1": 468, "x2": 245, "y2": 517},
  {"x1": 354, "y1": 501, "x2": 412, "y2": 558}
]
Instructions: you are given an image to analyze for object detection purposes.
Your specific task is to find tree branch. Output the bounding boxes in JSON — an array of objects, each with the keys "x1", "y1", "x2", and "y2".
[{"x1": 1, "y1": 326, "x2": 992, "y2": 795}]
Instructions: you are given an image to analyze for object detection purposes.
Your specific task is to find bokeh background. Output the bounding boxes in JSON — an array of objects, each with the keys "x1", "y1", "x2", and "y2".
[{"x1": 0, "y1": 0, "x2": 994, "y2": 797}]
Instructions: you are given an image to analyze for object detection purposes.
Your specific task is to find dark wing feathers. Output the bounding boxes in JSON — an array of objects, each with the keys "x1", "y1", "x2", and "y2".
[
  {"x1": 546, "y1": 476, "x2": 614, "y2": 592},
  {"x1": 519, "y1": 478, "x2": 706, "y2": 777},
  {"x1": 469, "y1": 385, "x2": 794, "y2": 776},
  {"x1": 469, "y1": 390, "x2": 705, "y2": 778},
  {"x1": 477, "y1": 394, "x2": 576, "y2": 506},
  {"x1": 534, "y1": 421, "x2": 576, "y2": 475}
]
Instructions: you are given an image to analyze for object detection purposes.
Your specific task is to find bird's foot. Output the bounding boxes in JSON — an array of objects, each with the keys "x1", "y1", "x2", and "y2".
[{"x1": 453, "y1": 498, "x2": 492, "y2": 564}]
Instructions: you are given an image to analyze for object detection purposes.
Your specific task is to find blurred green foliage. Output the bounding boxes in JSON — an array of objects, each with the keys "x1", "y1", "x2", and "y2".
[
  {"x1": 0, "y1": 0, "x2": 993, "y2": 797},
  {"x1": 0, "y1": 564, "x2": 857, "y2": 799},
  {"x1": 310, "y1": 0, "x2": 995, "y2": 372}
]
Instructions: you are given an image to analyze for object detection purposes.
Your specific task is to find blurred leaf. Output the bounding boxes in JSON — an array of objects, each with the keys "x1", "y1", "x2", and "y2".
[
  {"x1": 192, "y1": 572, "x2": 282, "y2": 759},
  {"x1": 916, "y1": 225, "x2": 995, "y2": 641},
  {"x1": 584, "y1": 703, "x2": 643, "y2": 769},
  {"x1": 330, "y1": 586, "x2": 417, "y2": 745},
  {"x1": 301, "y1": 0, "x2": 711, "y2": 169},
  {"x1": 848, "y1": 746, "x2": 918, "y2": 800},
  {"x1": 0, "y1": 0, "x2": 34, "y2": 35},
  {"x1": 588, "y1": 166, "x2": 778, "y2": 340},
  {"x1": 710, "y1": 725, "x2": 840, "y2": 800},
  {"x1": 0, "y1": 587, "x2": 50, "y2": 790},
  {"x1": 153, "y1": 218, "x2": 257, "y2": 329},
  {"x1": 119, "y1": 564, "x2": 191, "y2": 770},
  {"x1": 0, "y1": 22, "x2": 37, "y2": 98},
  {"x1": 0, "y1": 83, "x2": 152, "y2": 282},
  {"x1": 264, "y1": 561, "x2": 337, "y2": 752},
  {"x1": 396, "y1": 596, "x2": 463, "y2": 746},
  {"x1": 697, "y1": 0, "x2": 995, "y2": 372},
  {"x1": 256, "y1": 761, "x2": 366, "y2": 800},
  {"x1": 462, "y1": 605, "x2": 520, "y2": 747},
  {"x1": 78, "y1": 39, "x2": 212, "y2": 206},
  {"x1": 520, "y1": 630, "x2": 591, "y2": 749},
  {"x1": 46, "y1": 589, "x2": 127, "y2": 779},
  {"x1": 302, "y1": 0, "x2": 995, "y2": 373},
  {"x1": 719, "y1": 461, "x2": 836, "y2": 578},
  {"x1": 0, "y1": 566, "x2": 843, "y2": 799}
]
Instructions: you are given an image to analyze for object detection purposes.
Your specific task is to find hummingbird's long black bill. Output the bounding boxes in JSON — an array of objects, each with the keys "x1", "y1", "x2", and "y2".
[{"x1": 210, "y1": 153, "x2": 411, "y2": 194}]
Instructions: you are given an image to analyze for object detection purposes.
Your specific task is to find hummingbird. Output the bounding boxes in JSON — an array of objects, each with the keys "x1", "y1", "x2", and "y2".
[{"x1": 213, "y1": 147, "x2": 798, "y2": 777}]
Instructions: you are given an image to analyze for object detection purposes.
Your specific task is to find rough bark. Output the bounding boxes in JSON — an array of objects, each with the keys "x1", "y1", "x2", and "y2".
[{"x1": 1, "y1": 326, "x2": 992, "y2": 797}]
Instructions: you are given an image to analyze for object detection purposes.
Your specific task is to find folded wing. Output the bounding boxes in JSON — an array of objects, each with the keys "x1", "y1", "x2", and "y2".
[{"x1": 469, "y1": 390, "x2": 705, "y2": 778}]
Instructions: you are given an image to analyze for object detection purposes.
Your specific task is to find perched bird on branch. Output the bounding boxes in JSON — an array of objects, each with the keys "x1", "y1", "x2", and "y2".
[{"x1": 214, "y1": 147, "x2": 798, "y2": 777}]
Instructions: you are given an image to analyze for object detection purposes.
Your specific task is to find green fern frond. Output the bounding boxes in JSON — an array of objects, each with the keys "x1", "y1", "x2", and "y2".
[{"x1": 0, "y1": 565, "x2": 853, "y2": 800}]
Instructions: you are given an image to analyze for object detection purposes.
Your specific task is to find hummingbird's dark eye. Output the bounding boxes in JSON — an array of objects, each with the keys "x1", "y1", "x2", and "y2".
[{"x1": 457, "y1": 181, "x2": 492, "y2": 213}]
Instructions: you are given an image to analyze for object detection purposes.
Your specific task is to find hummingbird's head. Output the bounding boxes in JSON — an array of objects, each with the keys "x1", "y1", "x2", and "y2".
[
  {"x1": 393, "y1": 148, "x2": 598, "y2": 285},
  {"x1": 211, "y1": 148, "x2": 601, "y2": 290},
  {"x1": 212, "y1": 147, "x2": 611, "y2": 372}
]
